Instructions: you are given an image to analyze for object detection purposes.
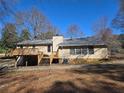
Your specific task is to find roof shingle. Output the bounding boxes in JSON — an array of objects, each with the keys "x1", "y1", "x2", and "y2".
[
  {"x1": 59, "y1": 37, "x2": 106, "y2": 47},
  {"x1": 17, "y1": 39, "x2": 52, "y2": 45},
  {"x1": 17, "y1": 37, "x2": 106, "y2": 46}
]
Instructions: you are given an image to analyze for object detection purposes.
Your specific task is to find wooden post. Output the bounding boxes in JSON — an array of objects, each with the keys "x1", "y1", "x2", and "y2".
[
  {"x1": 38, "y1": 53, "x2": 43, "y2": 66},
  {"x1": 50, "y1": 52, "x2": 53, "y2": 65},
  {"x1": 26, "y1": 61, "x2": 28, "y2": 67},
  {"x1": 38, "y1": 55, "x2": 41, "y2": 66},
  {"x1": 15, "y1": 61, "x2": 17, "y2": 68},
  {"x1": 38, "y1": 55, "x2": 39, "y2": 66}
]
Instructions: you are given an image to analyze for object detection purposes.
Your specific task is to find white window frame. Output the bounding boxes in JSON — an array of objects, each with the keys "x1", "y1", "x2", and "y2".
[{"x1": 70, "y1": 47, "x2": 94, "y2": 55}]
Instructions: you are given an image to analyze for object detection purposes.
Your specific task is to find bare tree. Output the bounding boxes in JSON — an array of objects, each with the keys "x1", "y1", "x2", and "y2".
[
  {"x1": 36, "y1": 23, "x2": 59, "y2": 39},
  {"x1": 92, "y1": 17, "x2": 108, "y2": 36},
  {"x1": 0, "y1": 0, "x2": 18, "y2": 23},
  {"x1": 67, "y1": 24, "x2": 83, "y2": 38},
  {"x1": 37, "y1": 27, "x2": 59, "y2": 39},
  {"x1": 92, "y1": 17, "x2": 121, "y2": 54},
  {"x1": 28, "y1": 7, "x2": 48, "y2": 38},
  {"x1": 16, "y1": 7, "x2": 58, "y2": 39},
  {"x1": 112, "y1": 0, "x2": 124, "y2": 32}
]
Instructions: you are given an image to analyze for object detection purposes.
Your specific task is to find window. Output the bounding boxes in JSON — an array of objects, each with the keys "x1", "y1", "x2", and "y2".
[
  {"x1": 48, "y1": 45, "x2": 51, "y2": 52},
  {"x1": 70, "y1": 48, "x2": 75, "y2": 55},
  {"x1": 32, "y1": 45, "x2": 35, "y2": 48},
  {"x1": 70, "y1": 46, "x2": 94, "y2": 55},
  {"x1": 81, "y1": 47, "x2": 87, "y2": 55},
  {"x1": 20, "y1": 45, "x2": 23, "y2": 48},
  {"x1": 75, "y1": 48, "x2": 81, "y2": 54},
  {"x1": 88, "y1": 46, "x2": 94, "y2": 54}
]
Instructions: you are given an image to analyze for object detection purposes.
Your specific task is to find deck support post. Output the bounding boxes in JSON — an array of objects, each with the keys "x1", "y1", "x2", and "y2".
[
  {"x1": 26, "y1": 61, "x2": 28, "y2": 67},
  {"x1": 38, "y1": 55, "x2": 39, "y2": 66},
  {"x1": 50, "y1": 59, "x2": 52, "y2": 65},
  {"x1": 50, "y1": 54, "x2": 52, "y2": 65},
  {"x1": 38, "y1": 53, "x2": 43, "y2": 66},
  {"x1": 15, "y1": 61, "x2": 17, "y2": 68}
]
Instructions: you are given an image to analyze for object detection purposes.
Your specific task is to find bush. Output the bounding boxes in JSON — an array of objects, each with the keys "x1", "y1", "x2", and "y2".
[{"x1": 0, "y1": 47, "x2": 7, "y2": 53}]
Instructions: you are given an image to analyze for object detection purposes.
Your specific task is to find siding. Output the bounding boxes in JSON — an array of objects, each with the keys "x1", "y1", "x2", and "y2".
[{"x1": 58, "y1": 46, "x2": 108, "y2": 59}]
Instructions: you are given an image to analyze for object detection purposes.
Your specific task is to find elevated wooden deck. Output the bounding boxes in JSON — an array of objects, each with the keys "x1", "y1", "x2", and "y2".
[
  {"x1": 8, "y1": 48, "x2": 59, "y2": 58},
  {"x1": 7, "y1": 48, "x2": 60, "y2": 66}
]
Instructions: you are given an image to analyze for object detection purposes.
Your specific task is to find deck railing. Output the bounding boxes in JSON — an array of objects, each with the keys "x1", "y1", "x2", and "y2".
[{"x1": 10, "y1": 48, "x2": 42, "y2": 56}]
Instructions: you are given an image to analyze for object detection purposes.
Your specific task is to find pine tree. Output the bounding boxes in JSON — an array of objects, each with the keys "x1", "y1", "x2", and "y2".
[
  {"x1": 1, "y1": 23, "x2": 19, "y2": 48},
  {"x1": 20, "y1": 29, "x2": 31, "y2": 41}
]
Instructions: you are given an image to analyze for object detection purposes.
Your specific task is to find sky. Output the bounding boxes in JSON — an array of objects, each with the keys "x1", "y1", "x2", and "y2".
[{"x1": 1, "y1": 0, "x2": 120, "y2": 37}]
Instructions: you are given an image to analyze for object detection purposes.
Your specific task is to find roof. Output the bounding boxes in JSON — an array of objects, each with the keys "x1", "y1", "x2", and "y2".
[
  {"x1": 59, "y1": 37, "x2": 106, "y2": 47},
  {"x1": 17, "y1": 39, "x2": 52, "y2": 46},
  {"x1": 17, "y1": 37, "x2": 106, "y2": 46}
]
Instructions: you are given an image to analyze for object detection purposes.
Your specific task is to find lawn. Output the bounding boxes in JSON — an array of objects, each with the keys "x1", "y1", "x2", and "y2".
[{"x1": 0, "y1": 62, "x2": 124, "y2": 93}]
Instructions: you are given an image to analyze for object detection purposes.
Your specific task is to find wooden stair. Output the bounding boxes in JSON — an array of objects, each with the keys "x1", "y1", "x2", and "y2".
[{"x1": 15, "y1": 56, "x2": 24, "y2": 67}]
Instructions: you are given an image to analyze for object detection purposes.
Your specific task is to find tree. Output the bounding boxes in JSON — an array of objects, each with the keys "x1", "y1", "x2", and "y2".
[
  {"x1": 118, "y1": 34, "x2": 124, "y2": 48},
  {"x1": 36, "y1": 24, "x2": 59, "y2": 39},
  {"x1": 112, "y1": 0, "x2": 124, "y2": 32},
  {"x1": 37, "y1": 31, "x2": 58, "y2": 40},
  {"x1": 16, "y1": 7, "x2": 52, "y2": 39},
  {"x1": 16, "y1": 7, "x2": 59, "y2": 40},
  {"x1": 0, "y1": 0, "x2": 18, "y2": 23},
  {"x1": 67, "y1": 24, "x2": 83, "y2": 38},
  {"x1": 28, "y1": 7, "x2": 48, "y2": 38},
  {"x1": 92, "y1": 17, "x2": 120, "y2": 53},
  {"x1": 20, "y1": 29, "x2": 31, "y2": 41},
  {"x1": 1, "y1": 23, "x2": 19, "y2": 48},
  {"x1": 36, "y1": 26, "x2": 59, "y2": 40}
]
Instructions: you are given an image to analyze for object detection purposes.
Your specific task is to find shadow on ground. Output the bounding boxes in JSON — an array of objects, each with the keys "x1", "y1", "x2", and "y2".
[
  {"x1": 44, "y1": 81, "x2": 94, "y2": 93},
  {"x1": 44, "y1": 80, "x2": 124, "y2": 93},
  {"x1": 72, "y1": 64, "x2": 124, "y2": 82},
  {"x1": 44, "y1": 64, "x2": 124, "y2": 93},
  {"x1": 0, "y1": 63, "x2": 124, "y2": 93},
  {"x1": 0, "y1": 66, "x2": 9, "y2": 76},
  {"x1": 0, "y1": 57, "x2": 15, "y2": 76}
]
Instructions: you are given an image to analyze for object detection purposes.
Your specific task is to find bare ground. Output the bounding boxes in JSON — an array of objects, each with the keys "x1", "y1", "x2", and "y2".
[{"x1": 0, "y1": 60, "x2": 124, "y2": 93}]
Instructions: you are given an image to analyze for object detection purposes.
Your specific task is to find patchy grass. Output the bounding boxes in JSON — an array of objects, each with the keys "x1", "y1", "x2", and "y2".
[
  {"x1": 0, "y1": 63, "x2": 124, "y2": 93},
  {"x1": 69, "y1": 58, "x2": 107, "y2": 65}
]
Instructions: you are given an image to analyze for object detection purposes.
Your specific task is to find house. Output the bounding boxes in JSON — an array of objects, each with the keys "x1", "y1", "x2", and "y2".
[{"x1": 11, "y1": 36, "x2": 108, "y2": 66}]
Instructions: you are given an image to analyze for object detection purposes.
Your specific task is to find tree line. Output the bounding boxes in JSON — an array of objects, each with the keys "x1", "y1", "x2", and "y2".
[
  {"x1": 0, "y1": 0, "x2": 124, "y2": 54},
  {"x1": 0, "y1": 2, "x2": 59, "y2": 50}
]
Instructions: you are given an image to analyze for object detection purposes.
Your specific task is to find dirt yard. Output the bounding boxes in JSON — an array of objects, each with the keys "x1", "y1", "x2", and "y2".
[{"x1": 0, "y1": 60, "x2": 124, "y2": 93}]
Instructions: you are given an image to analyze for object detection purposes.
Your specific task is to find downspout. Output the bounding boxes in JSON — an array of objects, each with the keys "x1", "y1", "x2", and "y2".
[{"x1": 61, "y1": 46, "x2": 64, "y2": 64}]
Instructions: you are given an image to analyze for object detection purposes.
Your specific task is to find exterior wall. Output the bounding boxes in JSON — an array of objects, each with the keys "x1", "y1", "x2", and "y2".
[
  {"x1": 35, "y1": 46, "x2": 52, "y2": 55},
  {"x1": 17, "y1": 45, "x2": 52, "y2": 55},
  {"x1": 53, "y1": 36, "x2": 64, "y2": 52},
  {"x1": 58, "y1": 46, "x2": 108, "y2": 59}
]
